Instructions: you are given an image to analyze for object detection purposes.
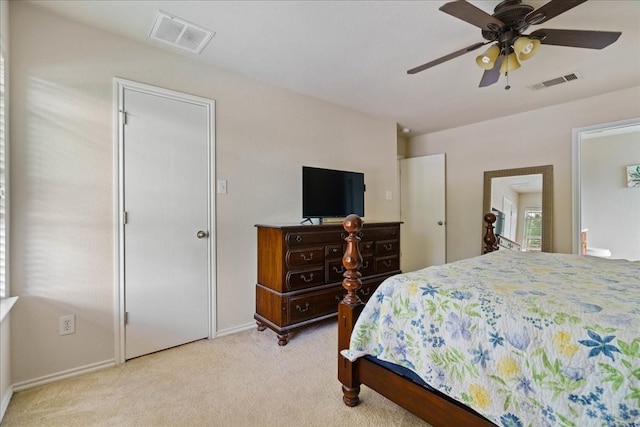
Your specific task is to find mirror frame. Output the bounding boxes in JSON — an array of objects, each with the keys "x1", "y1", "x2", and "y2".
[{"x1": 483, "y1": 165, "x2": 554, "y2": 253}]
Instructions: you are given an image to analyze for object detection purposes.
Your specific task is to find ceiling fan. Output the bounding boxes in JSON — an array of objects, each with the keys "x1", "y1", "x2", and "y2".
[{"x1": 408, "y1": 0, "x2": 622, "y2": 88}]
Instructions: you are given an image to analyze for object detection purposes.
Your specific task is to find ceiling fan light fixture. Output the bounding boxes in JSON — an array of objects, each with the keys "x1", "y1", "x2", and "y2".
[
  {"x1": 514, "y1": 37, "x2": 540, "y2": 61},
  {"x1": 499, "y1": 52, "x2": 521, "y2": 74},
  {"x1": 475, "y1": 45, "x2": 500, "y2": 70}
]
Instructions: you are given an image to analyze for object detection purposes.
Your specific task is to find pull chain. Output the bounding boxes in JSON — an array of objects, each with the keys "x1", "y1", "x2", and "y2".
[{"x1": 504, "y1": 52, "x2": 511, "y2": 90}]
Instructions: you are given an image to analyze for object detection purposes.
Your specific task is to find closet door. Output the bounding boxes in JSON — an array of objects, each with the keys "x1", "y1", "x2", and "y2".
[
  {"x1": 400, "y1": 154, "x2": 446, "y2": 271},
  {"x1": 121, "y1": 84, "x2": 213, "y2": 360}
]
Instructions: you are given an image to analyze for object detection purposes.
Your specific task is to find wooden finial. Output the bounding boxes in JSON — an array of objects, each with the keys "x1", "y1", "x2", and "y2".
[
  {"x1": 483, "y1": 213, "x2": 498, "y2": 254},
  {"x1": 342, "y1": 214, "x2": 363, "y2": 305}
]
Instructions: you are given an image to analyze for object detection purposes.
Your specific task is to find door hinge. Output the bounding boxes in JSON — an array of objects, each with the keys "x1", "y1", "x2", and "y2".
[
  {"x1": 123, "y1": 211, "x2": 128, "y2": 225},
  {"x1": 119, "y1": 110, "x2": 128, "y2": 126},
  {"x1": 124, "y1": 312, "x2": 129, "y2": 325}
]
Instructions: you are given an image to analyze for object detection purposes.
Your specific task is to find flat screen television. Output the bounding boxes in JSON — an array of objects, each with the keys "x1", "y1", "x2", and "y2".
[{"x1": 302, "y1": 166, "x2": 365, "y2": 219}]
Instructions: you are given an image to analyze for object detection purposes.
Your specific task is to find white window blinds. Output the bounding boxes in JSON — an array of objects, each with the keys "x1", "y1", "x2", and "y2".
[{"x1": 0, "y1": 50, "x2": 6, "y2": 297}]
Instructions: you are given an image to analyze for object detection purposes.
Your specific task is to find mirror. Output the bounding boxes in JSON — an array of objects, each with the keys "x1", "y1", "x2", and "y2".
[
  {"x1": 483, "y1": 165, "x2": 553, "y2": 252},
  {"x1": 572, "y1": 118, "x2": 640, "y2": 260}
]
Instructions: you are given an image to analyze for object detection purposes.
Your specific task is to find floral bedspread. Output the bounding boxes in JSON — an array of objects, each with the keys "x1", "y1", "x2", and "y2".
[{"x1": 346, "y1": 251, "x2": 640, "y2": 426}]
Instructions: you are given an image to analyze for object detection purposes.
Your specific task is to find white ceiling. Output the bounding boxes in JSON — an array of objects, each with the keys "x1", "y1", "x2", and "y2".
[{"x1": 27, "y1": 0, "x2": 640, "y2": 136}]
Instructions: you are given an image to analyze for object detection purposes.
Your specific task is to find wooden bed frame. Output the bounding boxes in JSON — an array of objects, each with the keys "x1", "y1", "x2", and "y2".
[{"x1": 337, "y1": 213, "x2": 498, "y2": 426}]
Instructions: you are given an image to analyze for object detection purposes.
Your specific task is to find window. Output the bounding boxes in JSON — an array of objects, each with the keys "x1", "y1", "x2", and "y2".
[{"x1": 523, "y1": 209, "x2": 542, "y2": 252}]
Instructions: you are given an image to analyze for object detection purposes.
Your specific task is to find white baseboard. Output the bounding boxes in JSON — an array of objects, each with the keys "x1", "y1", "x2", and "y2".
[
  {"x1": 12, "y1": 359, "x2": 116, "y2": 392},
  {"x1": 0, "y1": 383, "x2": 13, "y2": 423},
  {"x1": 214, "y1": 322, "x2": 255, "y2": 338}
]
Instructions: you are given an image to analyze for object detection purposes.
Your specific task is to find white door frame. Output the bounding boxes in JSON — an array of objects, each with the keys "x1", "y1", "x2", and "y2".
[
  {"x1": 571, "y1": 117, "x2": 640, "y2": 254},
  {"x1": 113, "y1": 78, "x2": 216, "y2": 364}
]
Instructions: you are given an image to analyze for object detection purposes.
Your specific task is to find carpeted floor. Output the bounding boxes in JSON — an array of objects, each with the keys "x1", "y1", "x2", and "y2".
[{"x1": 2, "y1": 320, "x2": 427, "y2": 426}]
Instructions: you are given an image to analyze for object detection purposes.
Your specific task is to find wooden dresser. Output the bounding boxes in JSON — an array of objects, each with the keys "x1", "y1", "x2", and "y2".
[
  {"x1": 497, "y1": 235, "x2": 522, "y2": 251},
  {"x1": 255, "y1": 221, "x2": 401, "y2": 345}
]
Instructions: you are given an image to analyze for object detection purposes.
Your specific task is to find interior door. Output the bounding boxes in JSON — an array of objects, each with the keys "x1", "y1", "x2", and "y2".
[
  {"x1": 503, "y1": 197, "x2": 518, "y2": 241},
  {"x1": 400, "y1": 154, "x2": 446, "y2": 272},
  {"x1": 122, "y1": 86, "x2": 211, "y2": 360}
]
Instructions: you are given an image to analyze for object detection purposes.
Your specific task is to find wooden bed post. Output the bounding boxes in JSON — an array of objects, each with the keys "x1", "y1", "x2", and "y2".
[
  {"x1": 483, "y1": 213, "x2": 498, "y2": 254},
  {"x1": 338, "y1": 214, "x2": 365, "y2": 406},
  {"x1": 335, "y1": 213, "x2": 505, "y2": 426}
]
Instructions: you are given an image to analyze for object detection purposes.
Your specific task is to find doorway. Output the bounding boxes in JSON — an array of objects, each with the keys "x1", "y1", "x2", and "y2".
[
  {"x1": 115, "y1": 79, "x2": 216, "y2": 361},
  {"x1": 572, "y1": 117, "x2": 640, "y2": 260}
]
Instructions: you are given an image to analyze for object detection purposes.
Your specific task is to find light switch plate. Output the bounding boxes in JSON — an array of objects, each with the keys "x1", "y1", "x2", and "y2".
[{"x1": 217, "y1": 180, "x2": 227, "y2": 194}]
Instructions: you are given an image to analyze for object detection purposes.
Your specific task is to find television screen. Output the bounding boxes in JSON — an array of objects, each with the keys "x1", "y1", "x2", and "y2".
[{"x1": 302, "y1": 166, "x2": 365, "y2": 218}]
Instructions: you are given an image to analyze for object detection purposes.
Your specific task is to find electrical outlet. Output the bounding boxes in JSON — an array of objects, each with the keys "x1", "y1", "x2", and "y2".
[{"x1": 59, "y1": 314, "x2": 76, "y2": 336}]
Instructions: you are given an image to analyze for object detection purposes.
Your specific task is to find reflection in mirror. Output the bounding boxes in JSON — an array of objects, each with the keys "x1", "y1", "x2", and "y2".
[
  {"x1": 483, "y1": 165, "x2": 553, "y2": 253},
  {"x1": 572, "y1": 119, "x2": 640, "y2": 260}
]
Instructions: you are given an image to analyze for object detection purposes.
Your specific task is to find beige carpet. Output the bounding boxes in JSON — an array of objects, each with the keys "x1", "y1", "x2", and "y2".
[{"x1": 2, "y1": 320, "x2": 427, "y2": 426}]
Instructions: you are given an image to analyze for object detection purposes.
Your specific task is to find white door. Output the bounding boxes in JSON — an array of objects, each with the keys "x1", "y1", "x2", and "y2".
[
  {"x1": 502, "y1": 197, "x2": 516, "y2": 241},
  {"x1": 400, "y1": 154, "x2": 446, "y2": 272},
  {"x1": 120, "y1": 84, "x2": 213, "y2": 360}
]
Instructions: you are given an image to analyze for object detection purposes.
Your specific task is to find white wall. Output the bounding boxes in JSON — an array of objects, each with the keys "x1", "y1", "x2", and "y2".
[
  {"x1": 408, "y1": 86, "x2": 640, "y2": 262},
  {"x1": 581, "y1": 131, "x2": 640, "y2": 260},
  {"x1": 9, "y1": 2, "x2": 399, "y2": 385}
]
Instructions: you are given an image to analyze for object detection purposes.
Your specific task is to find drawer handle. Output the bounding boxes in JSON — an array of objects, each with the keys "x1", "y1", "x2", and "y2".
[
  {"x1": 300, "y1": 253, "x2": 314, "y2": 262},
  {"x1": 296, "y1": 235, "x2": 302, "y2": 243},
  {"x1": 333, "y1": 265, "x2": 345, "y2": 274},
  {"x1": 340, "y1": 232, "x2": 346, "y2": 239},
  {"x1": 383, "y1": 260, "x2": 392, "y2": 267},
  {"x1": 383, "y1": 243, "x2": 393, "y2": 251},
  {"x1": 359, "y1": 288, "x2": 370, "y2": 296},
  {"x1": 300, "y1": 273, "x2": 314, "y2": 283},
  {"x1": 357, "y1": 232, "x2": 363, "y2": 238},
  {"x1": 362, "y1": 261, "x2": 369, "y2": 269},
  {"x1": 335, "y1": 295, "x2": 343, "y2": 302},
  {"x1": 296, "y1": 303, "x2": 310, "y2": 313}
]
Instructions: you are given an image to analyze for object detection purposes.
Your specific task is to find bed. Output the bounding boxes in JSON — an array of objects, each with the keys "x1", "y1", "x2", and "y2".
[{"x1": 338, "y1": 214, "x2": 640, "y2": 426}]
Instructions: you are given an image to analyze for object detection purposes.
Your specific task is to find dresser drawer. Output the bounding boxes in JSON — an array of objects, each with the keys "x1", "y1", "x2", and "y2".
[
  {"x1": 326, "y1": 259, "x2": 346, "y2": 283},
  {"x1": 360, "y1": 256, "x2": 375, "y2": 277},
  {"x1": 375, "y1": 239, "x2": 399, "y2": 256},
  {"x1": 285, "y1": 247, "x2": 325, "y2": 268},
  {"x1": 357, "y1": 281, "x2": 377, "y2": 302},
  {"x1": 359, "y1": 241, "x2": 374, "y2": 255},
  {"x1": 286, "y1": 267, "x2": 325, "y2": 291},
  {"x1": 358, "y1": 275, "x2": 389, "y2": 302},
  {"x1": 375, "y1": 256, "x2": 400, "y2": 274},
  {"x1": 363, "y1": 226, "x2": 399, "y2": 241},
  {"x1": 285, "y1": 231, "x2": 344, "y2": 247},
  {"x1": 287, "y1": 286, "x2": 344, "y2": 324},
  {"x1": 326, "y1": 255, "x2": 374, "y2": 282},
  {"x1": 325, "y1": 244, "x2": 344, "y2": 259}
]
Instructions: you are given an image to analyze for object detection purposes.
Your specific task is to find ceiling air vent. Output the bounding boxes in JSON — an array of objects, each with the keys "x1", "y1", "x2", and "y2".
[
  {"x1": 529, "y1": 72, "x2": 582, "y2": 91},
  {"x1": 150, "y1": 11, "x2": 214, "y2": 54}
]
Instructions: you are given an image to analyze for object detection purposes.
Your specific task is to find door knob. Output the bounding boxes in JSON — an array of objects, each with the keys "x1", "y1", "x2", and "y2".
[
  {"x1": 437, "y1": 221, "x2": 444, "y2": 226},
  {"x1": 196, "y1": 230, "x2": 209, "y2": 239}
]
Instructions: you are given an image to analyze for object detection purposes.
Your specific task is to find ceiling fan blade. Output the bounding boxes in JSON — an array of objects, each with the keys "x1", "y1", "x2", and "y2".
[
  {"x1": 439, "y1": 0, "x2": 504, "y2": 31},
  {"x1": 531, "y1": 29, "x2": 622, "y2": 49},
  {"x1": 525, "y1": 0, "x2": 588, "y2": 25},
  {"x1": 479, "y1": 55, "x2": 502, "y2": 88},
  {"x1": 407, "y1": 42, "x2": 486, "y2": 75}
]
